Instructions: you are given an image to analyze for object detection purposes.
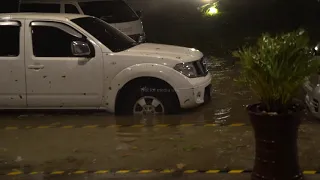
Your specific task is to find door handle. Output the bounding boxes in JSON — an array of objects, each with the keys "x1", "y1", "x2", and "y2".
[{"x1": 28, "y1": 65, "x2": 44, "y2": 70}]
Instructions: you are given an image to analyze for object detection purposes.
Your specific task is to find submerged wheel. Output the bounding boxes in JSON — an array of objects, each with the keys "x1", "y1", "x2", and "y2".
[
  {"x1": 115, "y1": 78, "x2": 180, "y2": 115},
  {"x1": 133, "y1": 96, "x2": 165, "y2": 115}
]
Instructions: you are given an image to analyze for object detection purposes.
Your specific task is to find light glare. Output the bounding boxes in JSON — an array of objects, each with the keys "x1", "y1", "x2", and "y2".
[{"x1": 207, "y1": 6, "x2": 218, "y2": 15}]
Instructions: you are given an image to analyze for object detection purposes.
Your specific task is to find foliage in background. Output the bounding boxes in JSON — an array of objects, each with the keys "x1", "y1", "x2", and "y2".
[{"x1": 233, "y1": 29, "x2": 319, "y2": 113}]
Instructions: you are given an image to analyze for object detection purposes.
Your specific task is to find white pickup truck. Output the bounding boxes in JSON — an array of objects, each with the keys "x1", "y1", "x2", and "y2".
[{"x1": 0, "y1": 13, "x2": 212, "y2": 115}]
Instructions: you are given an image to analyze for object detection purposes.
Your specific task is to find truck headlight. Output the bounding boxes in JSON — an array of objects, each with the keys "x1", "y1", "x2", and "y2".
[{"x1": 174, "y1": 62, "x2": 198, "y2": 78}]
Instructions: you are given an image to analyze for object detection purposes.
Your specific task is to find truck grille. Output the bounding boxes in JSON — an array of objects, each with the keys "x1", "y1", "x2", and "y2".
[
  {"x1": 313, "y1": 98, "x2": 319, "y2": 112},
  {"x1": 193, "y1": 58, "x2": 208, "y2": 77}
]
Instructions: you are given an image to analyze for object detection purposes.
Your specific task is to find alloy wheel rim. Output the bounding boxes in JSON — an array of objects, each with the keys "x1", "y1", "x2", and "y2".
[{"x1": 133, "y1": 96, "x2": 164, "y2": 115}]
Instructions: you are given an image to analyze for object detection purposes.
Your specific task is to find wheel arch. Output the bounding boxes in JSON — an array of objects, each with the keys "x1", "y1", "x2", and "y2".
[
  {"x1": 114, "y1": 76, "x2": 180, "y2": 115},
  {"x1": 104, "y1": 63, "x2": 190, "y2": 113}
]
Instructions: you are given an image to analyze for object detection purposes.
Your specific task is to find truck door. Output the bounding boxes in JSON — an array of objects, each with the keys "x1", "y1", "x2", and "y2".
[
  {"x1": 24, "y1": 20, "x2": 104, "y2": 108},
  {"x1": 0, "y1": 20, "x2": 27, "y2": 108}
]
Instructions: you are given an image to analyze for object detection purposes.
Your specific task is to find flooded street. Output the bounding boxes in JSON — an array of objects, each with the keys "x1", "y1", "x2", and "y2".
[
  {"x1": 2, "y1": 1, "x2": 320, "y2": 179},
  {"x1": 0, "y1": 0, "x2": 318, "y2": 127}
]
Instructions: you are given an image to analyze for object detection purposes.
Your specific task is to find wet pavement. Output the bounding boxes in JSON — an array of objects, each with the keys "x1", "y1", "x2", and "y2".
[
  {"x1": 1, "y1": 1, "x2": 320, "y2": 180},
  {"x1": 1, "y1": 56, "x2": 319, "y2": 179},
  {"x1": 1, "y1": 125, "x2": 320, "y2": 172},
  {"x1": 1, "y1": 174, "x2": 320, "y2": 180}
]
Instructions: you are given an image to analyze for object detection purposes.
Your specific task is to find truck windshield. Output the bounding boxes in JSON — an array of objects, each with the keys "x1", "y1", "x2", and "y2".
[
  {"x1": 79, "y1": 0, "x2": 139, "y2": 23},
  {"x1": 72, "y1": 17, "x2": 137, "y2": 52}
]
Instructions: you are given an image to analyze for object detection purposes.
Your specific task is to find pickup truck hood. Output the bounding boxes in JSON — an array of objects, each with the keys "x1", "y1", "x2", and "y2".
[{"x1": 123, "y1": 43, "x2": 203, "y2": 63}]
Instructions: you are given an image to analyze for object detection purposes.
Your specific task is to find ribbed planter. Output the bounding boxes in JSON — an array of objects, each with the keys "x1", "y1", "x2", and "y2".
[{"x1": 247, "y1": 103, "x2": 303, "y2": 180}]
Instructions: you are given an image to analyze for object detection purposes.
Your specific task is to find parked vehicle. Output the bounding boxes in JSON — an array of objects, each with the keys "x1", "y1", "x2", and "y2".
[
  {"x1": 304, "y1": 43, "x2": 320, "y2": 118},
  {"x1": 19, "y1": 0, "x2": 146, "y2": 43},
  {"x1": 0, "y1": 13, "x2": 212, "y2": 115}
]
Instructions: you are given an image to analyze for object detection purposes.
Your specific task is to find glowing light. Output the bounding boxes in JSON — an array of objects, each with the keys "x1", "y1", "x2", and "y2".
[
  {"x1": 199, "y1": 2, "x2": 219, "y2": 17},
  {"x1": 207, "y1": 6, "x2": 218, "y2": 15}
]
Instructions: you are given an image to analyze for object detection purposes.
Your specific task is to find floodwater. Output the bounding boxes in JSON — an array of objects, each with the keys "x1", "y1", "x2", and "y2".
[
  {"x1": 0, "y1": 0, "x2": 318, "y2": 127},
  {"x1": 2, "y1": 2, "x2": 320, "y2": 177}
]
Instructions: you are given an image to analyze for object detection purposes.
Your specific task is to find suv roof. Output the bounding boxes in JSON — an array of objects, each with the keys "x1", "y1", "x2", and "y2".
[
  {"x1": 21, "y1": 0, "x2": 119, "y2": 2},
  {"x1": 0, "y1": 13, "x2": 89, "y2": 20}
]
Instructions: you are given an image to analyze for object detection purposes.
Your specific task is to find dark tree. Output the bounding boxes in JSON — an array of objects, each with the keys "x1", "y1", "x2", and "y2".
[{"x1": 0, "y1": 0, "x2": 20, "y2": 13}]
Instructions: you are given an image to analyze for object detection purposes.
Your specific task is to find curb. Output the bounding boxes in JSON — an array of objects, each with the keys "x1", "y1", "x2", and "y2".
[
  {"x1": 1, "y1": 123, "x2": 248, "y2": 130},
  {"x1": 1, "y1": 169, "x2": 320, "y2": 176}
]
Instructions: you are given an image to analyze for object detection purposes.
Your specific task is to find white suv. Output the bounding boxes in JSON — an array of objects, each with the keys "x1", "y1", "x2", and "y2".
[
  {"x1": 20, "y1": 0, "x2": 146, "y2": 43},
  {"x1": 0, "y1": 13, "x2": 212, "y2": 115}
]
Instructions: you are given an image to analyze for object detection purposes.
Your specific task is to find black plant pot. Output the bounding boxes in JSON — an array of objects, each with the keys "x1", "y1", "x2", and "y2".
[{"x1": 248, "y1": 103, "x2": 303, "y2": 180}]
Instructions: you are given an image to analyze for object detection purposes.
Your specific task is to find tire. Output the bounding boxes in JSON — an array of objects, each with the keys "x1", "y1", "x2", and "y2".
[{"x1": 117, "y1": 82, "x2": 180, "y2": 115}]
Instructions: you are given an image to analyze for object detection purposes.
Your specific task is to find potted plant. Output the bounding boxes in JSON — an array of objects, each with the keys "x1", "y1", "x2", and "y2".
[{"x1": 233, "y1": 29, "x2": 319, "y2": 180}]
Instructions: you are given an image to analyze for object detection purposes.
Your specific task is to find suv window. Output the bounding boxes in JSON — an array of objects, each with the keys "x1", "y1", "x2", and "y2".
[
  {"x1": 32, "y1": 26, "x2": 79, "y2": 57},
  {"x1": 20, "y1": 3, "x2": 60, "y2": 13},
  {"x1": 79, "y1": 1, "x2": 139, "y2": 23},
  {"x1": 0, "y1": 25, "x2": 20, "y2": 57},
  {"x1": 72, "y1": 17, "x2": 137, "y2": 52},
  {"x1": 65, "y1": 4, "x2": 79, "y2": 14}
]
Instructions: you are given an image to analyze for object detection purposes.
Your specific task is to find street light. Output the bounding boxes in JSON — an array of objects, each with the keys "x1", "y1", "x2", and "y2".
[
  {"x1": 199, "y1": 2, "x2": 219, "y2": 16},
  {"x1": 207, "y1": 6, "x2": 218, "y2": 15}
]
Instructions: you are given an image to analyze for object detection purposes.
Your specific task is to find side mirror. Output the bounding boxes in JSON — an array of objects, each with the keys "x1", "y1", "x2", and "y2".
[
  {"x1": 71, "y1": 41, "x2": 91, "y2": 57},
  {"x1": 136, "y1": 10, "x2": 142, "y2": 18}
]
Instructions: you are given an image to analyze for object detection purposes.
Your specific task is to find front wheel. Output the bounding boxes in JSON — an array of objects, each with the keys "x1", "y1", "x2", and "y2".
[
  {"x1": 117, "y1": 84, "x2": 180, "y2": 115},
  {"x1": 133, "y1": 96, "x2": 165, "y2": 115}
]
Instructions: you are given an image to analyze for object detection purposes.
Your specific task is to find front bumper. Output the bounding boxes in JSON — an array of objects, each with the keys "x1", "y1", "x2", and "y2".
[
  {"x1": 176, "y1": 73, "x2": 213, "y2": 109},
  {"x1": 304, "y1": 80, "x2": 320, "y2": 118}
]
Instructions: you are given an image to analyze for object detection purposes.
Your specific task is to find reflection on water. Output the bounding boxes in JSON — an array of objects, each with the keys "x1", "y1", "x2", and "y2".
[
  {"x1": 205, "y1": 56, "x2": 255, "y2": 125},
  {"x1": 115, "y1": 115, "x2": 182, "y2": 126},
  {"x1": 214, "y1": 107, "x2": 231, "y2": 124}
]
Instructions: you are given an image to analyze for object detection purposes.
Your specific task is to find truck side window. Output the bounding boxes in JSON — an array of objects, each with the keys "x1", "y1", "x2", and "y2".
[
  {"x1": 65, "y1": 4, "x2": 79, "y2": 14},
  {"x1": 0, "y1": 25, "x2": 20, "y2": 57},
  {"x1": 32, "y1": 26, "x2": 79, "y2": 57},
  {"x1": 20, "y1": 3, "x2": 60, "y2": 13}
]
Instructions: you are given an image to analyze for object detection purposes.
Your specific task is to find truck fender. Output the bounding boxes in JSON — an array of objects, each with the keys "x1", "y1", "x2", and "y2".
[{"x1": 104, "y1": 63, "x2": 189, "y2": 112}]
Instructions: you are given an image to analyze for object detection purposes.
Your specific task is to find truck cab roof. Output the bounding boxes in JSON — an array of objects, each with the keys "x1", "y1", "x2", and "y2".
[
  {"x1": 21, "y1": 0, "x2": 119, "y2": 2},
  {"x1": 0, "y1": 12, "x2": 89, "y2": 21}
]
